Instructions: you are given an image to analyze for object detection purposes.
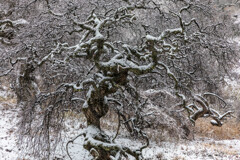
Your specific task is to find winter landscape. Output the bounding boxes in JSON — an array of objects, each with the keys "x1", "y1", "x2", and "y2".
[
  {"x1": 1, "y1": 0, "x2": 240, "y2": 160},
  {"x1": 0, "y1": 84, "x2": 240, "y2": 159}
]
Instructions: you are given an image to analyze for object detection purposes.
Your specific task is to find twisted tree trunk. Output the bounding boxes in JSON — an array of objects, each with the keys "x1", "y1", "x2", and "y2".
[{"x1": 82, "y1": 89, "x2": 112, "y2": 160}]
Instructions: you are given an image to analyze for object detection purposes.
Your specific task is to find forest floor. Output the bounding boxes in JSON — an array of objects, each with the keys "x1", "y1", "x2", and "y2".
[{"x1": 0, "y1": 85, "x2": 240, "y2": 160}]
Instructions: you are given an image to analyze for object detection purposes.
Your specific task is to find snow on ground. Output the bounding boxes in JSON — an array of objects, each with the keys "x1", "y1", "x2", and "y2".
[
  {"x1": 53, "y1": 131, "x2": 240, "y2": 160},
  {"x1": 0, "y1": 86, "x2": 240, "y2": 160},
  {"x1": 63, "y1": 136, "x2": 240, "y2": 160},
  {"x1": 0, "y1": 86, "x2": 19, "y2": 160}
]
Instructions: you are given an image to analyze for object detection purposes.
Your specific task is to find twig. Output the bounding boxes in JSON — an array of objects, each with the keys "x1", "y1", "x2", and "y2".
[
  {"x1": 112, "y1": 110, "x2": 121, "y2": 142},
  {"x1": 66, "y1": 132, "x2": 86, "y2": 160}
]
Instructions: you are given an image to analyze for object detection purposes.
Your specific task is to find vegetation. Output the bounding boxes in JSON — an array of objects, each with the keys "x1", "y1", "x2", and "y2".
[{"x1": 0, "y1": 0, "x2": 239, "y2": 159}]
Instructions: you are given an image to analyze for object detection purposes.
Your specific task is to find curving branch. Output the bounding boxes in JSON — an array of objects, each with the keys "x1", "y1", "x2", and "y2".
[
  {"x1": 187, "y1": 93, "x2": 233, "y2": 127},
  {"x1": 12, "y1": 1, "x2": 237, "y2": 159},
  {"x1": 66, "y1": 132, "x2": 86, "y2": 160}
]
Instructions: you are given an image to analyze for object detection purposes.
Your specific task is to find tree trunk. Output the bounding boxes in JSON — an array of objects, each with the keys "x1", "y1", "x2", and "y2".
[
  {"x1": 82, "y1": 99, "x2": 112, "y2": 159},
  {"x1": 81, "y1": 73, "x2": 129, "y2": 159}
]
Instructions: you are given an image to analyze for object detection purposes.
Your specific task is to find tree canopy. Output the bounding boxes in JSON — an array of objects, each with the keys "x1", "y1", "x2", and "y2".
[{"x1": 0, "y1": 0, "x2": 239, "y2": 159}]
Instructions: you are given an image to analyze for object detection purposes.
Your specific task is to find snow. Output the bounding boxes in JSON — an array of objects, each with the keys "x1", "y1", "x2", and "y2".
[
  {"x1": 12, "y1": 19, "x2": 29, "y2": 25},
  {"x1": 0, "y1": 19, "x2": 29, "y2": 26},
  {"x1": 143, "y1": 89, "x2": 174, "y2": 99},
  {"x1": 210, "y1": 120, "x2": 219, "y2": 126},
  {"x1": 0, "y1": 88, "x2": 20, "y2": 160},
  {"x1": 146, "y1": 35, "x2": 157, "y2": 41},
  {"x1": 99, "y1": 57, "x2": 154, "y2": 72},
  {"x1": 146, "y1": 28, "x2": 183, "y2": 41},
  {"x1": 112, "y1": 137, "x2": 240, "y2": 160},
  {"x1": 0, "y1": 86, "x2": 240, "y2": 160}
]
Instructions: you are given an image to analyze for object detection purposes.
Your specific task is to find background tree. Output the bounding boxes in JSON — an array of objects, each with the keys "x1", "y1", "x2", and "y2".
[{"x1": 0, "y1": 0, "x2": 239, "y2": 159}]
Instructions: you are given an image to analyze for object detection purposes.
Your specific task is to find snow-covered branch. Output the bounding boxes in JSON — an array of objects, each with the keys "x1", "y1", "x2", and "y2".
[
  {"x1": 187, "y1": 93, "x2": 233, "y2": 127},
  {"x1": 11, "y1": 0, "x2": 237, "y2": 159}
]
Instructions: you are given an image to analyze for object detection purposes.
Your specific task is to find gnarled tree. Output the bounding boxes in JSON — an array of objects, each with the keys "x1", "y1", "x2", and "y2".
[{"x1": 0, "y1": 0, "x2": 238, "y2": 160}]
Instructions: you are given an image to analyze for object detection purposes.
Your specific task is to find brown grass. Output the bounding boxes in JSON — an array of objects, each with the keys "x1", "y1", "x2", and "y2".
[
  {"x1": 64, "y1": 111, "x2": 84, "y2": 119},
  {"x1": 0, "y1": 82, "x2": 17, "y2": 105},
  {"x1": 0, "y1": 94, "x2": 17, "y2": 104},
  {"x1": 101, "y1": 109, "x2": 119, "y2": 132},
  {"x1": 194, "y1": 118, "x2": 240, "y2": 140},
  {"x1": 172, "y1": 156, "x2": 185, "y2": 160}
]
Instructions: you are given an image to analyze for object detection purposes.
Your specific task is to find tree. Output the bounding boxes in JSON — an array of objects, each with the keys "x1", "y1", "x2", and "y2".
[{"x1": 0, "y1": 0, "x2": 238, "y2": 159}]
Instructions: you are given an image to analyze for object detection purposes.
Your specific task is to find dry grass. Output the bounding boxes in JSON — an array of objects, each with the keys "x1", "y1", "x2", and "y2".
[
  {"x1": 101, "y1": 109, "x2": 119, "y2": 132},
  {"x1": 0, "y1": 81, "x2": 17, "y2": 105},
  {"x1": 64, "y1": 111, "x2": 84, "y2": 120},
  {"x1": 194, "y1": 118, "x2": 240, "y2": 140},
  {"x1": 0, "y1": 93, "x2": 17, "y2": 104},
  {"x1": 0, "y1": 97, "x2": 17, "y2": 111},
  {"x1": 172, "y1": 156, "x2": 185, "y2": 160},
  {"x1": 156, "y1": 152, "x2": 164, "y2": 159}
]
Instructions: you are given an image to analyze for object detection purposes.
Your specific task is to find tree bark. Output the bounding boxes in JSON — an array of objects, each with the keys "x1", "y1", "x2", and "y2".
[{"x1": 82, "y1": 89, "x2": 112, "y2": 159}]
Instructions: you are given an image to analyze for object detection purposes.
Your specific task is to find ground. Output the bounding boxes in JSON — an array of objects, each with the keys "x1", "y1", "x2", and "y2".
[{"x1": 0, "y1": 85, "x2": 240, "y2": 160}]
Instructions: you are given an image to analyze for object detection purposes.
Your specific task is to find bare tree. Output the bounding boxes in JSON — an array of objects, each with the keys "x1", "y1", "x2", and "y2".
[{"x1": 0, "y1": 0, "x2": 239, "y2": 159}]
